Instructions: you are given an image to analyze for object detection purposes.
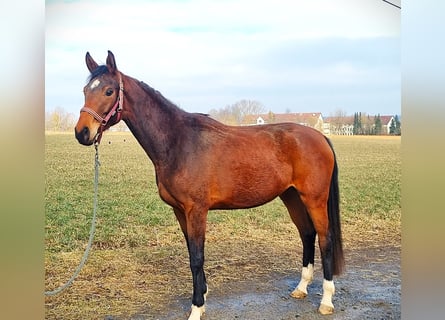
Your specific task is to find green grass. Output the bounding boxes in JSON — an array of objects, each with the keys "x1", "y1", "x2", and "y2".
[
  {"x1": 333, "y1": 136, "x2": 401, "y2": 221},
  {"x1": 45, "y1": 133, "x2": 401, "y2": 253},
  {"x1": 45, "y1": 132, "x2": 401, "y2": 319},
  {"x1": 45, "y1": 132, "x2": 177, "y2": 253}
]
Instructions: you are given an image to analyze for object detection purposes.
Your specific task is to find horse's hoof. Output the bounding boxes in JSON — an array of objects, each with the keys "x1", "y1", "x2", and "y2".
[
  {"x1": 188, "y1": 304, "x2": 205, "y2": 320},
  {"x1": 290, "y1": 289, "x2": 307, "y2": 299},
  {"x1": 318, "y1": 303, "x2": 334, "y2": 315}
]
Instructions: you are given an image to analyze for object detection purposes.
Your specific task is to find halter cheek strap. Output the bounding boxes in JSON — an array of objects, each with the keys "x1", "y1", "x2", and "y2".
[{"x1": 80, "y1": 74, "x2": 124, "y2": 144}]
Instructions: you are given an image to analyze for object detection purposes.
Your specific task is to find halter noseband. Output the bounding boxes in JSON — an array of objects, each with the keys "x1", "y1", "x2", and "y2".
[{"x1": 80, "y1": 73, "x2": 124, "y2": 144}]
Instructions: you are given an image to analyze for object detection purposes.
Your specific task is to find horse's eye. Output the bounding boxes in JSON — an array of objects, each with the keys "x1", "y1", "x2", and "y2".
[{"x1": 105, "y1": 88, "x2": 114, "y2": 96}]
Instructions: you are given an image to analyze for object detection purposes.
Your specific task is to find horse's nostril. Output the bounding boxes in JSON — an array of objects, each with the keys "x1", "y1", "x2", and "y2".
[{"x1": 75, "y1": 126, "x2": 90, "y2": 144}]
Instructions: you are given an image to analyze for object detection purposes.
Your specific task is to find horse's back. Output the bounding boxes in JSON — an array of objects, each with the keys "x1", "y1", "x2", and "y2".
[{"x1": 189, "y1": 120, "x2": 335, "y2": 209}]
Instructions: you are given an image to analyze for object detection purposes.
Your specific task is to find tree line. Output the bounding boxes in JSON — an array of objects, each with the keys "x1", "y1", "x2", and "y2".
[
  {"x1": 45, "y1": 107, "x2": 128, "y2": 132},
  {"x1": 352, "y1": 112, "x2": 401, "y2": 135},
  {"x1": 45, "y1": 107, "x2": 75, "y2": 132},
  {"x1": 46, "y1": 103, "x2": 401, "y2": 136}
]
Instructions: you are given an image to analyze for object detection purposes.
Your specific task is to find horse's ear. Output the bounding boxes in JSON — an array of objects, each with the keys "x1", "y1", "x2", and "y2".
[
  {"x1": 85, "y1": 52, "x2": 99, "y2": 72},
  {"x1": 106, "y1": 50, "x2": 118, "y2": 73}
]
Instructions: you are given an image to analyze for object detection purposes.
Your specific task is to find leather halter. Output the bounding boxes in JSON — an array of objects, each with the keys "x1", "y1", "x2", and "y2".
[{"x1": 80, "y1": 73, "x2": 124, "y2": 144}]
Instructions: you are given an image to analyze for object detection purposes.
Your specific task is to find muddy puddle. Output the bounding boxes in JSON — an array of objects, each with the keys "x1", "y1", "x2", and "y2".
[{"x1": 125, "y1": 244, "x2": 400, "y2": 320}]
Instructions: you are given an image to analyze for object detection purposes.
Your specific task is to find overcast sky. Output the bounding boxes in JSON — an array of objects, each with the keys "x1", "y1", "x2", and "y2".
[{"x1": 46, "y1": 0, "x2": 400, "y2": 117}]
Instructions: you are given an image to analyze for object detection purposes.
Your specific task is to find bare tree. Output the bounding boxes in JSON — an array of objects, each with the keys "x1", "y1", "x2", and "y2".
[
  {"x1": 45, "y1": 107, "x2": 76, "y2": 131},
  {"x1": 329, "y1": 107, "x2": 347, "y2": 130},
  {"x1": 210, "y1": 99, "x2": 265, "y2": 125},
  {"x1": 209, "y1": 105, "x2": 238, "y2": 125},
  {"x1": 332, "y1": 107, "x2": 347, "y2": 123}
]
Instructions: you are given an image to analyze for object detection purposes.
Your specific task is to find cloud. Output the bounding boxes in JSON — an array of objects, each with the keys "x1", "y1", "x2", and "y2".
[{"x1": 45, "y1": 0, "x2": 400, "y2": 116}]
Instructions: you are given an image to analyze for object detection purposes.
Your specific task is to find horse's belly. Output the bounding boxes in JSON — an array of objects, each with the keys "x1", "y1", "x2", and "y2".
[{"x1": 209, "y1": 174, "x2": 289, "y2": 210}]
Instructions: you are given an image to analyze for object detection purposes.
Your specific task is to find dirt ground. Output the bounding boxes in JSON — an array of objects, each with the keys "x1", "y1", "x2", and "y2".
[{"x1": 104, "y1": 242, "x2": 400, "y2": 319}]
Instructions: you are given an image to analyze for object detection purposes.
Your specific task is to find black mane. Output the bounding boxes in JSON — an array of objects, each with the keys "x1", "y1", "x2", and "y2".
[
  {"x1": 138, "y1": 80, "x2": 182, "y2": 111},
  {"x1": 86, "y1": 66, "x2": 184, "y2": 114},
  {"x1": 87, "y1": 65, "x2": 109, "y2": 82}
]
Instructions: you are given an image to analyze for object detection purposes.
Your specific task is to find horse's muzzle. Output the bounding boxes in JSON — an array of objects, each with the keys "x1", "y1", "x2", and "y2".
[{"x1": 75, "y1": 126, "x2": 94, "y2": 146}]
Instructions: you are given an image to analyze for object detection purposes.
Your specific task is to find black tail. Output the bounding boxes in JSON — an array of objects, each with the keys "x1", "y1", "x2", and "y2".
[{"x1": 326, "y1": 138, "x2": 345, "y2": 275}]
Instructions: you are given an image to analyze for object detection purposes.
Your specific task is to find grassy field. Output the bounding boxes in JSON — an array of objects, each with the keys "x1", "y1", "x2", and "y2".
[{"x1": 45, "y1": 132, "x2": 401, "y2": 319}]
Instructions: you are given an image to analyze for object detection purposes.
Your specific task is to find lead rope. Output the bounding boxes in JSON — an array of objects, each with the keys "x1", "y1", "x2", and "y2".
[{"x1": 45, "y1": 143, "x2": 101, "y2": 296}]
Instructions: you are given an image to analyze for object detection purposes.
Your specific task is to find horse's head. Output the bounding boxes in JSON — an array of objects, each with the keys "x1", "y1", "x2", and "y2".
[{"x1": 75, "y1": 50, "x2": 123, "y2": 145}]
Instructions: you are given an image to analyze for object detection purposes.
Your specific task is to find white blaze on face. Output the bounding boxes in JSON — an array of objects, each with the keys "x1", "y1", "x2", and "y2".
[{"x1": 90, "y1": 79, "x2": 101, "y2": 89}]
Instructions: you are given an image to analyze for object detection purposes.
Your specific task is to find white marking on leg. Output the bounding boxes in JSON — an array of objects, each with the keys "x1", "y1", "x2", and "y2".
[
  {"x1": 319, "y1": 279, "x2": 335, "y2": 314},
  {"x1": 90, "y1": 79, "x2": 100, "y2": 89},
  {"x1": 204, "y1": 285, "x2": 208, "y2": 301},
  {"x1": 291, "y1": 263, "x2": 313, "y2": 298},
  {"x1": 188, "y1": 286, "x2": 207, "y2": 320},
  {"x1": 188, "y1": 304, "x2": 205, "y2": 320}
]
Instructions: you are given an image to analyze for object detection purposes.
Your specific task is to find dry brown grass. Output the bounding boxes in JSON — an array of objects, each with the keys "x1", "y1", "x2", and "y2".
[
  {"x1": 45, "y1": 134, "x2": 401, "y2": 319},
  {"x1": 45, "y1": 218, "x2": 400, "y2": 319}
]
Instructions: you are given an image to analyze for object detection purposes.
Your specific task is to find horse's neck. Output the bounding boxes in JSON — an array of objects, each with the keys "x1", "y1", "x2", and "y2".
[{"x1": 123, "y1": 77, "x2": 185, "y2": 167}]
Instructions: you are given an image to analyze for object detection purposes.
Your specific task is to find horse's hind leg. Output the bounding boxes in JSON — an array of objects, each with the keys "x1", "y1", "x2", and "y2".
[
  {"x1": 280, "y1": 188, "x2": 316, "y2": 299},
  {"x1": 303, "y1": 203, "x2": 336, "y2": 315}
]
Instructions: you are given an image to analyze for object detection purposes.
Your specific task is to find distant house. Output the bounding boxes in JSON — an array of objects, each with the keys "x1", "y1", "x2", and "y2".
[
  {"x1": 324, "y1": 114, "x2": 396, "y2": 135},
  {"x1": 323, "y1": 116, "x2": 354, "y2": 136},
  {"x1": 380, "y1": 115, "x2": 395, "y2": 135},
  {"x1": 243, "y1": 112, "x2": 325, "y2": 133},
  {"x1": 242, "y1": 112, "x2": 396, "y2": 136}
]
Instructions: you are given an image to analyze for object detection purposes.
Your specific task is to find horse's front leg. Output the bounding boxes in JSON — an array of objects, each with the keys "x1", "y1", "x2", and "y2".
[
  {"x1": 185, "y1": 208, "x2": 208, "y2": 320},
  {"x1": 188, "y1": 239, "x2": 207, "y2": 320}
]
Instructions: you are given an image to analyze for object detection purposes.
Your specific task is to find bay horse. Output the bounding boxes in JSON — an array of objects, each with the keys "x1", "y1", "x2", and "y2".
[{"x1": 75, "y1": 51, "x2": 344, "y2": 319}]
